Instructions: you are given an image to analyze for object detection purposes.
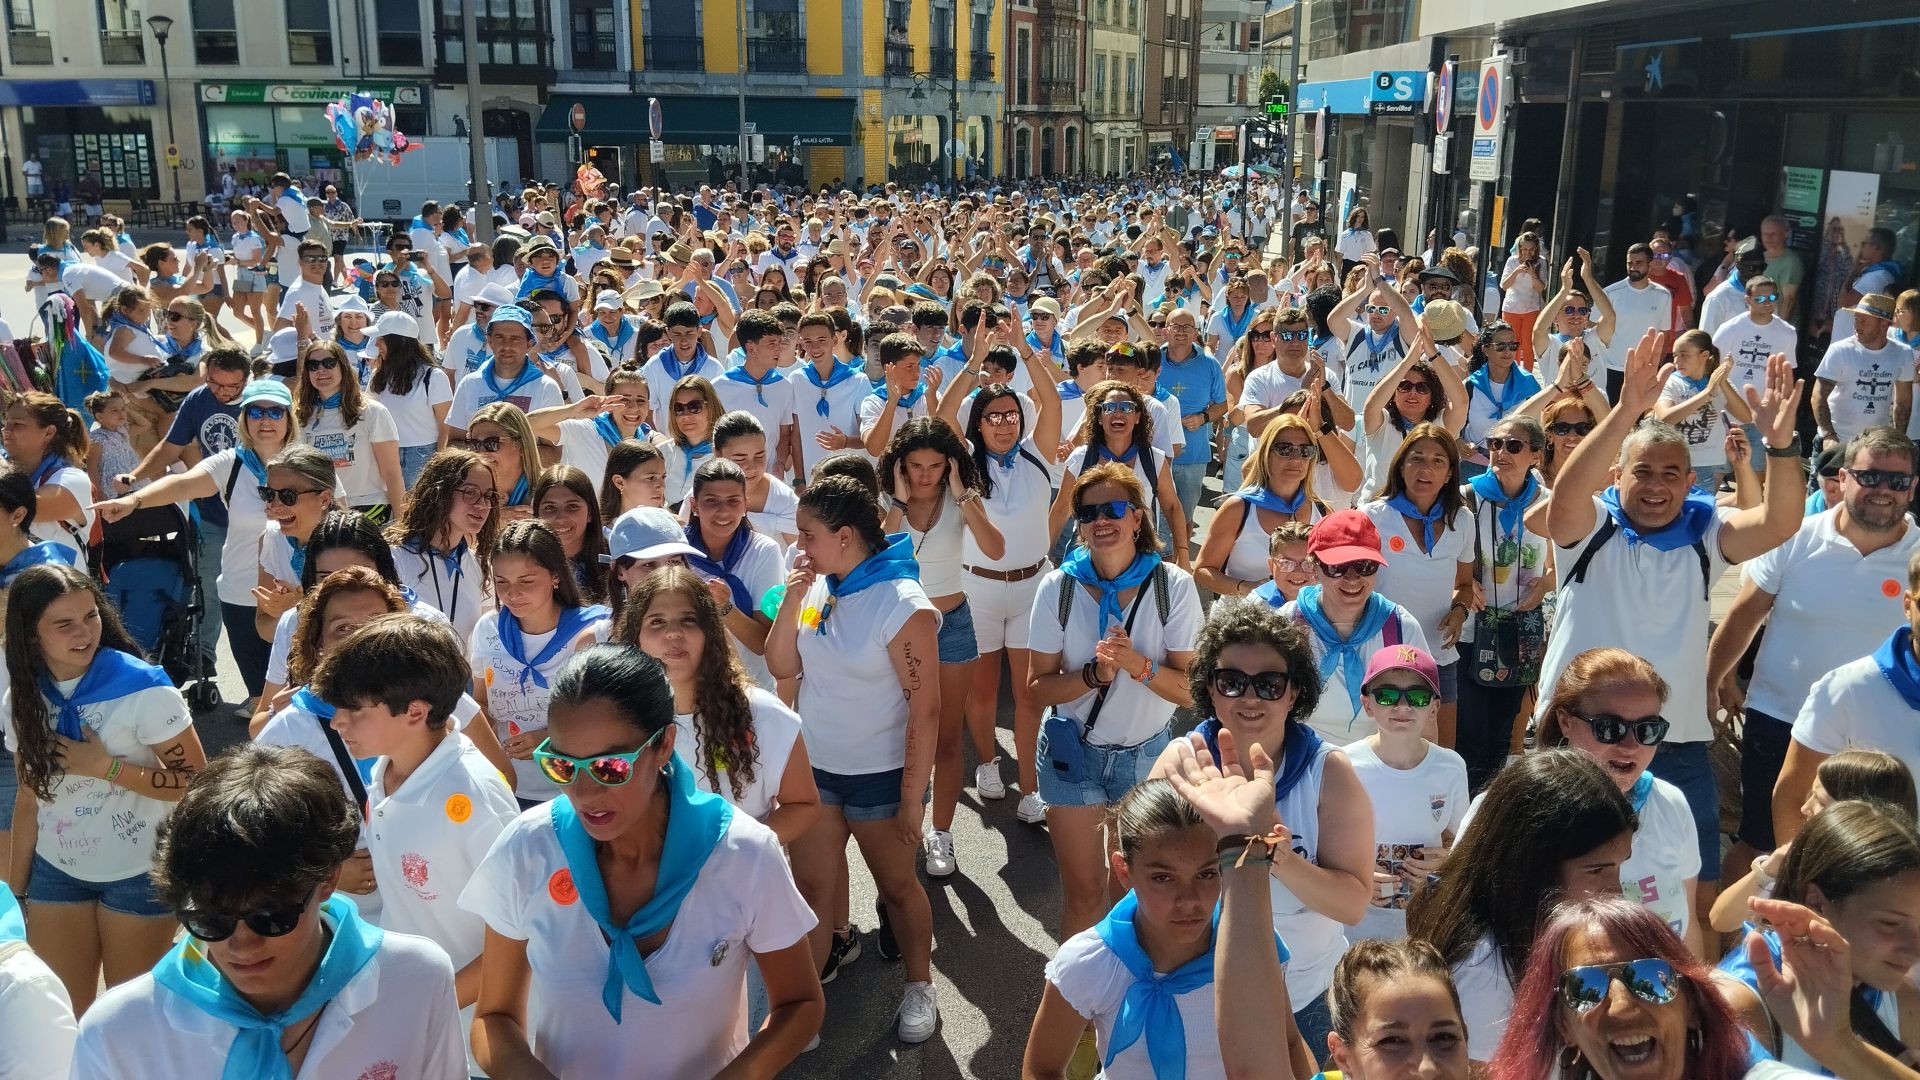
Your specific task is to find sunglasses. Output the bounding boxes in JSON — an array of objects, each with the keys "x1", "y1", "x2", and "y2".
[
  {"x1": 300, "y1": 255, "x2": 329, "y2": 264},
  {"x1": 1271, "y1": 555, "x2": 1315, "y2": 574},
  {"x1": 1365, "y1": 305, "x2": 1392, "y2": 316},
  {"x1": 1212, "y1": 667, "x2": 1292, "y2": 701},
  {"x1": 165, "y1": 311, "x2": 191, "y2": 323},
  {"x1": 472, "y1": 302, "x2": 497, "y2": 313},
  {"x1": 1487, "y1": 340, "x2": 1520, "y2": 352},
  {"x1": 1748, "y1": 293, "x2": 1779, "y2": 304},
  {"x1": 1320, "y1": 559, "x2": 1380, "y2": 579},
  {"x1": 1147, "y1": 320, "x2": 1167, "y2": 329},
  {"x1": 451, "y1": 435, "x2": 511, "y2": 453},
  {"x1": 1247, "y1": 330, "x2": 1274, "y2": 341},
  {"x1": 376, "y1": 279, "x2": 399, "y2": 288},
  {"x1": 1549, "y1": 421, "x2": 1596, "y2": 437},
  {"x1": 453, "y1": 483, "x2": 500, "y2": 507},
  {"x1": 178, "y1": 887, "x2": 317, "y2": 943},
  {"x1": 244, "y1": 404, "x2": 287, "y2": 422},
  {"x1": 1098, "y1": 400, "x2": 1138, "y2": 416},
  {"x1": 1485, "y1": 437, "x2": 1534, "y2": 455},
  {"x1": 1276, "y1": 329, "x2": 1311, "y2": 341},
  {"x1": 672, "y1": 400, "x2": 708, "y2": 416},
  {"x1": 1368, "y1": 685, "x2": 1436, "y2": 708},
  {"x1": 533, "y1": 726, "x2": 667, "y2": 787},
  {"x1": 1560, "y1": 958, "x2": 1680, "y2": 1015},
  {"x1": 1073, "y1": 499, "x2": 1134, "y2": 524},
  {"x1": 1575, "y1": 712, "x2": 1671, "y2": 746},
  {"x1": 1397, "y1": 380, "x2": 1433, "y2": 394},
  {"x1": 983, "y1": 410, "x2": 1021, "y2": 427},
  {"x1": 1563, "y1": 306, "x2": 1592, "y2": 316},
  {"x1": 257, "y1": 485, "x2": 322, "y2": 507},
  {"x1": 1845, "y1": 467, "x2": 1917, "y2": 493},
  {"x1": 1268, "y1": 441, "x2": 1318, "y2": 460},
  {"x1": 304, "y1": 355, "x2": 340, "y2": 370}
]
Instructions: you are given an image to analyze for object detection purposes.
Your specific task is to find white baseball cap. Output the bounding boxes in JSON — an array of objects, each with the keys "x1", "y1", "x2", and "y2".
[
  {"x1": 371, "y1": 311, "x2": 419, "y2": 339},
  {"x1": 603, "y1": 507, "x2": 703, "y2": 564}
]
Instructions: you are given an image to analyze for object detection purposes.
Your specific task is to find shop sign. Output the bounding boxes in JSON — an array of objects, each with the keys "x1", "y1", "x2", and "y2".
[
  {"x1": 0, "y1": 79, "x2": 154, "y2": 107},
  {"x1": 1368, "y1": 71, "x2": 1424, "y2": 116},
  {"x1": 795, "y1": 135, "x2": 838, "y2": 146},
  {"x1": 201, "y1": 83, "x2": 423, "y2": 106},
  {"x1": 1782, "y1": 166, "x2": 1823, "y2": 215}
]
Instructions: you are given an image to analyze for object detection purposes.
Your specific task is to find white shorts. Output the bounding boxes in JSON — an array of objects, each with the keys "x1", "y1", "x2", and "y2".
[
  {"x1": 961, "y1": 568, "x2": 1044, "y2": 653},
  {"x1": 107, "y1": 360, "x2": 152, "y2": 385}
]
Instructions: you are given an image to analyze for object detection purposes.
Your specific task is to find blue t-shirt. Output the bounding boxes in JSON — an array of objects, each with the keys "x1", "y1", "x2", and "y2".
[
  {"x1": 162, "y1": 385, "x2": 241, "y2": 527},
  {"x1": 1157, "y1": 348, "x2": 1226, "y2": 466}
]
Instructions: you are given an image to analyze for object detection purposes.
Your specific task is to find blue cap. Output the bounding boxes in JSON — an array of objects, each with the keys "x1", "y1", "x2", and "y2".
[
  {"x1": 487, "y1": 304, "x2": 534, "y2": 337},
  {"x1": 238, "y1": 379, "x2": 293, "y2": 408}
]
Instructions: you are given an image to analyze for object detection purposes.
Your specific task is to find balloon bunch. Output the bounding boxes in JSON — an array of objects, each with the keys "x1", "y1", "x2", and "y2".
[{"x1": 323, "y1": 94, "x2": 418, "y2": 165}]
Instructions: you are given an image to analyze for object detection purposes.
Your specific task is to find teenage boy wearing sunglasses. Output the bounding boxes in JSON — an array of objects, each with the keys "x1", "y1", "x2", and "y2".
[
  {"x1": 71, "y1": 743, "x2": 467, "y2": 1078},
  {"x1": 1347, "y1": 643, "x2": 1467, "y2": 943}
]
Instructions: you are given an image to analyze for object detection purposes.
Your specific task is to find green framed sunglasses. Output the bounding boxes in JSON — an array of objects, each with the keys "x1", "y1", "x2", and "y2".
[
  {"x1": 1368, "y1": 685, "x2": 1436, "y2": 708},
  {"x1": 532, "y1": 726, "x2": 667, "y2": 787}
]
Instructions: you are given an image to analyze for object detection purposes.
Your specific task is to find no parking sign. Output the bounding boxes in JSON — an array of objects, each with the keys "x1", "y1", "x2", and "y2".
[
  {"x1": 1469, "y1": 56, "x2": 1508, "y2": 182},
  {"x1": 1435, "y1": 61, "x2": 1454, "y2": 135}
]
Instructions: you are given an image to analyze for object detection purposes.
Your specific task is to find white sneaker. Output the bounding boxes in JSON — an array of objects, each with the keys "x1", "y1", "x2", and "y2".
[
  {"x1": 896, "y1": 980, "x2": 940, "y2": 1043},
  {"x1": 923, "y1": 829, "x2": 957, "y2": 877},
  {"x1": 1016, "y1": 792, "x2": 1048, "y2": 824},
  {"x1": 975, "y1": 758, "x2": 1007, "y2": 800}
]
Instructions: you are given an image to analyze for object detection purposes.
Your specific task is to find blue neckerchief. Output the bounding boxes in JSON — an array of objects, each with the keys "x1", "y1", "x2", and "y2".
[
  {"x1": 1874, "y1": 625, "x2": 1920, "y2": 711},
  {"x1": 235, "y1": 448, "x2": 269, "y2": 487},
  {"x1": 497, "y1": 604, "x2": 609, "y2": 691},
  {"x1": 1196, "y1": 715, "x2": 1324, "y2": 805},
  {"x1": 551, "y1": 759, "x2": 731, "y2": 1019},
  {"x1": 1094, "y1": 889, "x2": 1289, "y2": 1080},
  {"x1": 1628, "y1": 770, "x2": 1655, "y2": 814},
  {"x1": 517, "y1": 267, "x2": 564, "y2": 299},
  {"x1": 507, "y1": 474, "x2": 530, "y2": 508},
  {"x1": 1465, "y1": 364, "x2": 1538, "y2": 421},
  {"x1": 284, "y1": 531, "x2": 306, "y2": 581},
  {"x1": 1060, "y1": 549, "x2": 1162, "y2": 632},
  {"x1": 24, "y1": 454, "x2": 63, "y2": 491},
  {"x1": 722, "y1": 363, "x2": 787, "y2": 406},
  {"x1": 1220, "y1": 302, "x2": 1254, "y2": 341},
  {"x1": 316, "y1": 392, "x2": 343, "y2": 411},
  {"x1": 1717, "y1": 922, "x2": 1880, "y2": 1078},
  {"x1": 1236, "y1": 484, "x2": 1307, "y2": 518},
  {"x1": 1096, "y1": 442, "x2": 1140, "y2": 465},
  {"x1": 1309, "y1": 329, "x2": 1332, "y2": 352},
  {"x1": 38, "y1": 648, "x2": 174, "y2": 741},
  {"x1": 1468, "y1": 470, "x2": 1540, "y2": 541},
  {"x1": 875, "y1": 381, "x2": 927, "y2": 409},
  {"x1": 1386, "y1": 493, "x2": 1445, "y2": 552},
  {"x1": 408, "y1": 215, "x2": 429, "y2": 231},
  {"x1": 1675, "y1": 370, "x2": 1711, "y2": 396},
  {"x1": 1025, "y1": 330, "x2": 1065, "y2": 361},
  {"x1": 479, "y1": 358, "x2": 542, "y2": 405},
  {"x1": 679, "y1": 440, "x2": 712, "y2": 482},
  {"x1": 589, "y1": 317, "x2": 636, "y2": 356},
  {"x1": 162, "y1": 334, "x2": 205, "y2": 363},
  {"x1": 660, "y1": 346, "x2": 709, "y2": 382},
  {"x1": 1058, "y1": 380, "x2": 1087, "y2": 401},
  {"x1": 1358, "y1": 321, "x2": 1400, "y2": 366},
  {"x1": 0, "y1": 891, "x2": 22, "y2": 943},
  {"x1": 1599, "y1": 486, "x2": 1716, "y2": 552},
  {"x1": 153, "y1": 895, "x2": 383, "y2": 1080},
  {"x1": 0, "y1": 541, "x2": 76, "y2": 586},
  {"x1": 1296, "y1": 585, "x2": 1396, "y2": 716},
  {"x1": 337, "y1": 336, "x2": 371, "y2": 383},
  {"x1": 987, "y1": 445, "x2": 1022, "y2": 472},
  {"x1": 817, "y1": 532, "x2": 920, "y2": 633},
  {"x1": 404, "y1": 536, "x2": 467, "y2": 579},
  {"x1": 107, "y1": 311, "x2": 164, "y2": 355},
  {"x1": 290, "y1": 685, "x2": 336, "y2": 721},
  {"x1": 802, "y1": 360, "x2": 861, "y2": 417},
  {"x1": 1250, "y1": 580, "x2": 1287, "y2": 608},
  {"x1": 592, "y1": 412, "x2": 647, "y2": 446},
  {"x1": 686, "y1": 523, "x2": 756, "y2": 611}
]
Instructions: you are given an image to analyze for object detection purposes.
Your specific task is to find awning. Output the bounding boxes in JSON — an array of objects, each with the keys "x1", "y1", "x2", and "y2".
[{"x1": 537, "y1": 95, "x2": 856, "y2": 146}]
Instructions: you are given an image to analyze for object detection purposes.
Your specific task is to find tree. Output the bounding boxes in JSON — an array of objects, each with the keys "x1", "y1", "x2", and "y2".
[{"x1": 1256, "y1": 67, "x2": 1290, "y2": 106}]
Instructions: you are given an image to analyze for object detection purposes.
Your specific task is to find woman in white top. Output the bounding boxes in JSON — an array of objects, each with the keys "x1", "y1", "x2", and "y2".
[
  {"x1": 1030, "y1": 463, "x2": 1202, "y2": 942},
  {"x1": 767, "y1": 476, "x2": 943, "y2": 1043},
  {"x1": 714, "y1": 410, "x2": 799, "y2": 546},
  {"x1": 1148, "y1": 597, "x2": 1373, "y2": 1058},
  {"x1": 1336, "y1": 208, "x2": 1376, "y2": 271},
  {"x1": 460, "y1": 645, "x2": 823, "y2": 1078},
  {"x1": 880, "y1": 415, "x2": 1005, "y2": 878},
  {"x1": 1360, "y1": 327, "x2": 1469, "y2": 495},
  {"x1": 2, "y1": 393, "x2": 94, "y2": 562},
  {"x1": 1404, "y1": 748, "x2": 1635, "y2": 1066},
  {"x1": 99, "y1": 284, "x2": 168, "y2": 387},
  {"x1": 599, "y1": 438, "x2": 669, "y2": 521},
  {"x1": 528, "y1": 367, "x2": 671, "y2": 492},
  {"x1": 1654, "y1": 329, "x2": 1753, "y2": 493},
  {"x1": 292, "y1": 339, "x2": 403, "y2": 518},
  {"x1": 1498, "y1": 231, "x2": 1548, "y2": 368},
  {"x1": 666, "y1": 375, "x2": 723, "y2": 508},
  {"x1": 1047, "y1": 380, "x2": 1190, "y2": 571},
  {"x1": 1528, "y1": 648, "x2": 1705, "y2": 959},
  {"x1": 1362, "y1": 424, "x2": 1475, "y2": 747},
  {"x1": 4, "y1": 564, "x2": 206, "y2": 1015},
  {"x1": 1197, "y1": 414, "x2": 1338, "y2": 600},
  {"x1": 682, "y1": 458, "x2": 783, "y2": 689},
  {"x1": 459, "y1": 401, "x2": 542, "y2": 523},
  {"x1": 532, "y1": 465, "x2": 609, "y2": 602},
  {"x1": 365, "y1": 311, "x2": 454, "y2": 489},
  {"x1": 92, "y1": 379, "x2": 293, "y2": 702},
  {"x1": 469, "y1": 519, "x2": 608, "y2": 806},
  {"x1": 250, "y1": 445, "x2": 340, "y2": 643}
]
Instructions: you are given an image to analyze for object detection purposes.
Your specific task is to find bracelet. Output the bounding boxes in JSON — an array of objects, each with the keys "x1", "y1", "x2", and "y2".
[
  {"x1": 1763, "y1": 436, "x2": 1802, "y2": 459},
  {"x1": 1082, "y1": 661, "x2": 1111, "y2": 689},
  {"x1": 104, "y1": 758, "x2": 123, "y2": 785},
  {"x1": 957, "y1": 489, "x2": 981, "y2": 506},
  {"x1": 1216, "y1": 829, "x2": 1288, "y2": 868},
  {"x1": 890, "y1": 497, "x2": 910, "y2": 514},
  {"x1": 1134, "y1": 658, "x2": 1157, "y2": 683},
  {"x1": 1750, "y1": 853, "x2": 1778, "y2": 894}
]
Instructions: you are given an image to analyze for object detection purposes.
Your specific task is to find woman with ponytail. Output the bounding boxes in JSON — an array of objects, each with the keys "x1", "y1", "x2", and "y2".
[
  {"x1": 1195, "y1": 414, "x2": 1333, "y2": 600},
  {"x1": 2, "y1": 392, "x2": 93, "y2": 562}
]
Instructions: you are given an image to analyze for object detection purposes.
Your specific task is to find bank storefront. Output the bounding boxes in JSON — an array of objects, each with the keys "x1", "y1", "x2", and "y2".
[{"x1": 198, "y1": 82, "x2": 429, "y2": 188}]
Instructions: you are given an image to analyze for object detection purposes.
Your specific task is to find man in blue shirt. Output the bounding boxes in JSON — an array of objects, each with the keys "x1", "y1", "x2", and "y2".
[{"x1": 1156, "y1": 308, "x2": 1226, "y2": 559}]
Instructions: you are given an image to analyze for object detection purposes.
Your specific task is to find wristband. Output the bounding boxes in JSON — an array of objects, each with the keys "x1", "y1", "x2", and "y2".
[
  {"x1": 1763, "y1": 436, "x2": 1802, "y2": 459},
  {"x1": 104, "y1": 758, "x2": 123, "y2": 785},
  {"x1": 1750, "y1": 854, "x2": 1778, "y2": 894},
  {"x1": 1134, "y1": 658, "x2": 1157, "y2": 683}
]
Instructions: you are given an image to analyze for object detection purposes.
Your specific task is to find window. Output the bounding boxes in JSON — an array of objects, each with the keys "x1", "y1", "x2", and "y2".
[
  {"x1": 1093, "y1": 55, "x2": 1106, "y2": 103},
  {"x1": 1125, "y1": 57, "x2": 1136, "y2": 111},
  {"x1": 569, "y1": 0, "x2": 615, "y2": 68},
  {"x1": 284, "y1": 0, "x2": 333, "y2": 65},
  {"x1": 1127, "y1": 0, "x2": 1136, "y2": 30},
  {"x1": 190, "y1": 0, "x2": 239, "y2": 62},
  {"x1": 437, "y1": 0, "x2": 544, "y2": 66},
  {"x1": 886, "y1": 0, "x2": 907, "y2": 33},
  {"x1": 929, "y1": 1, "x2": 950, "y2": 48},
  {"x1": 752, "y1": 0, "x2": 798, "y2": 37},
  {"x1": 376, "y1": 0, "x2": 422, "y2": 66},
  {"x1": 1015, "y1": 28, "x2": 1030, "y2": 104},
  {"x1": 97, "y1": 0, "x2": 143, "y2": 63},
  {"x1": 7, "y1": 0, "x2": 51, "y2": 64}
]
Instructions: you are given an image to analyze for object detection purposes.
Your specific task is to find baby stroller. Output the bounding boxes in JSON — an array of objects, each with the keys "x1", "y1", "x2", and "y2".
[{"x1": 100, "y1": 502, "x2": 220, "y2": 712}]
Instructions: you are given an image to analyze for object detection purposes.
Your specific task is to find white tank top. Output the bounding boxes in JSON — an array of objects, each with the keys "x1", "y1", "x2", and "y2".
[
  {"x1": 1270, "y1": 738, "x2": 1346, "y2": 1006},
  {"x1": 905, "y1": 492, "x2": 966, "y2": 598},
  {"x1": 968, "y1": 438, "x2": 1054, "y2": 571},
  {"x1": 1222, "y1": 496, "x2": 1324, "y2": 584}
]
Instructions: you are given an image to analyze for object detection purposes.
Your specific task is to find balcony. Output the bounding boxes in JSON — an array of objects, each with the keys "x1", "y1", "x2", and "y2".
[
  {"x1": 1162, "y1": 14, "x2": 1192, "y2": 43},
  {"x1": 8, "y1": 29, "x2": 52, "y2": 64},
  {"x1": 747, "y1": 35, "x2": 805, "y2": 73},
  {"x1": 885, "y1": 41, "x2": 914, "y2": 76},
  {"x1": 1036, "y1": 77, "x2": 1077, "y2": 108},
  {"x1": 1036, "y1": 0, "x2": 1079, "y2": 19},
  {"x1": 644, "y1": 34, "x2": 704, "y2": 71},
  {"x1": 927, "y1": 45, "x2": 954, "y2": 79},
  {"x1": 99, "y1": 29, "x2": 144, "y2": 64},
  {"x1": 968, "y1": 50, "x2": 993, "y2": 81}
]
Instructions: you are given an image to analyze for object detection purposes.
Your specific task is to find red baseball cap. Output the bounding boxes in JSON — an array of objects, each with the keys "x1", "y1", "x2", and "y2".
[
  {"x1": 1307, "y1": 510, "x2": 1387, "y2": 567},
  {"x1": 1363, "y1": 643, "x2": 1441, "y2": 695}
]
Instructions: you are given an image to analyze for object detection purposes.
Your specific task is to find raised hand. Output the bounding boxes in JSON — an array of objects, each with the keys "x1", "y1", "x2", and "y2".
[
  {"x1": 1616, "y1": 328, "x2": 1674, "y2": 415},
  {"x1": 1161, "y1": 726, "x2": 1279, "y2": 841},
  {"x1": 1746, "y1": 897, "x2": 1857, "y2": 1066},
  {"x1": 1741, "y1": 352, "x2": 1805, "y2": 451}
]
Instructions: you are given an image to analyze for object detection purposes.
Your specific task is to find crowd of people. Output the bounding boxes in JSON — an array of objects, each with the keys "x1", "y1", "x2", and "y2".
[{"x1": 0, "y1": 166, "x2": 1918, "y2": 1079}]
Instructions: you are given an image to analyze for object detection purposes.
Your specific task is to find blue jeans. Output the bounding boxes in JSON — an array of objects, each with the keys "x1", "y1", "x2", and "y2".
[
  {"x1": 1036, "y1": 726, "x2": 1171, "y2": 807},
  {"x1": 937, "y1": 598, "x2": 979, "y2": 664},
  {"x1": 1163, "y1": 461, "x2": 1207, "y2": 552},
  {"x1": 1294, "y1": 990, "x2": 1334, "y2": 1070},
  {"x1": 193, "y1": 514, "x2": 226, "y2": 664},
  {"x1": 399, "y1": 443, "x2": 437, "y2": 490},
  {"x1": 1648, "y1": 739, "x2": 1721, "y2": 882}
]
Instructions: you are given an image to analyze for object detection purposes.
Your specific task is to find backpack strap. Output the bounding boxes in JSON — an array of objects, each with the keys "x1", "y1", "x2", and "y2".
[
  {"x1": 224, "y1": 456, "x2": 244, "y2": 507},
  {"x1": 1018, "y1": 446, "x2": 1052, "y2": 485},
  {"x1": 1691, "y1": 538, "x2": 1711, "y2": 601},
  {"x1": 1567, "y1": 513, "x2": 1711, "y2": 600},
  {"x1": 1382, "y1": 609, "x2": 1402, "y2": 648},
  {"x1": 1151, "y1": 564, "x2": 1170, "y2": 625},
  {"x1": 1056, "y1": 571, "x2": 1075, "y2": 630}
]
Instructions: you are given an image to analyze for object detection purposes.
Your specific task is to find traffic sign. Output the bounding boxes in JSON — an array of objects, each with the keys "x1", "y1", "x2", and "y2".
[
  {"x1": 1435, "y1": 61, "x2": 1454, "y2": 134},
  {"x1": 743, "y1": 121, "x2": 757, "y2": 135},
  {"x1": 164, "y1": 143, "x2": 181, "y2": 167},
  {"x1": 648, "y1": 98, "x2": 663, "y2": 142},
  {"x1": 569, "y1": 103, "x2": 586, "y2": 132},
  {"x1": 1469, "y1": 56, "x2": 1508, "y2": 182},
  {"x1": 649, "y1": 139, "x2": 665, "y2": 164}
]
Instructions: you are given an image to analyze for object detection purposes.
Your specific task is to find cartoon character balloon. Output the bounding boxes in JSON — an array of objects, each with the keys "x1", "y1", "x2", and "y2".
[{"x1": 323, "y1": 94, "x2": 418, "y2": 165}]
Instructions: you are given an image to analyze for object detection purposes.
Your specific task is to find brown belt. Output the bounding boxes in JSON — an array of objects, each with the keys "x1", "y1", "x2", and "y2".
[{"x1": 966, "y1": 561, "x2": 1046, "y2": 583}]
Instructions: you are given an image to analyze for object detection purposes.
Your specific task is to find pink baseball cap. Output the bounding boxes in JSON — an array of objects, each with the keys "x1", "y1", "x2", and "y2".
[{"x1": 1363, "y1": 643, "x2": 1440, "y2": 695}]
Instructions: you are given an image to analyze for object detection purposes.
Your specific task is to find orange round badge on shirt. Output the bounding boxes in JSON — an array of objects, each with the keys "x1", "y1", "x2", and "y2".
[
  {"x1": 548, "y1": 868, "x2": 578, "y2": 905},
  {"x1": 445, "y1": 793, "x2": 472, "y2": 823},
  {"x1": 1389, "y1": 535, "x2": 1406, "y2": 553},
  {"x1": 1884, "y1": 578, "x2": 1903, "y2": 599}
]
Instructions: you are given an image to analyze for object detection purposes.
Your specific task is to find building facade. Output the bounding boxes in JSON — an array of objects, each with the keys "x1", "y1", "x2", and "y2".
[
  {"x1": 1003, "y1": 0, "x2": 1086, "y2": 178},
  {"x1": 1142, "y1": 0, "x2": 1196, "y2": 168},
  {"x1": 1190, "y1": 0, "x2": 1261, "y2": 169},
  {"x1": 1086, "y1": 0, "x2": 1145, "y2": 175}
]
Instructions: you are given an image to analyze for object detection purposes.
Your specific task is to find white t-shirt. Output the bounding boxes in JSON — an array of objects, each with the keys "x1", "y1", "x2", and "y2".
[
  {"x1": 1602, "y1": 279, "x2": 1672, "y2": 364},
  {"x1": 1145, "y1": 393, "x2": 1183, "y2": 459},
  {"x1": 391, "y1": 538, "x2": 487, "y2": 646},
  {"x1": 639, "y1": 350, "x2": 724, "y2": 431},
  {"x1": 28, "y1": 463, "x2": 93, "y2": 561},
  {"x1": 785, "y1": 365, "x2": 874, "y2": 479},
  {"x1": 1026, "y1": 567, "x2": 1203, "y2": 748},
  {"x1": 1237, "y1": 362, "x2": 1306, "y2": 417},
  {"x1": 447, "y1": 366, "x2": 565, "y2": 432},
  {"x1": 1536, "y1": 498, "x2": 1733, "y2": 745},
  {"x1": 1699, "y1": 277, "x2": 1748, "y2": 336},
  {"x1": 712, "y1": 370, "x2": 796, "y2": 445},
  {"x1": 1345, "y1": 739, "x2": 1469, "y2": 943},
  {"x1": 372, "y1": 365, "x2": 456, "y2": 449},
  {"x1": 71, "y1": 928, "x2": 464, "y2": 1080},
  {"x1": 674, "y1": 686, "x2": 802, "y2": 823},
  {"x1": 257, "y1": 520, "x2": 303, "y2": 589},
  {"x1": 1499, "y1": 255, "x2": 1545, "y2": 314},
  {"x1": 2, "y1": 679, "x2": 192, "y2": 882},
  {"x1": 1793, "y1": 653, "x2": 1920, "y2": 784},
  {"x1": 794, "y1": 576, "x2": 936, "y2": 774},
  {"x1": 277, "y1": 277, "x2": 335, "y2": 337},
  {"x1": 968, "y1": 439, "x2": 1055, "y2": 571},
  {"x1": 1743, "y1": 510, "x2": 1919, "y2": 722},
  {"x1": 749, "y1": 476, "x2": 799, "y2": 541},
  {"x1": 1453, "y1": 934, "x2": 1514, "y2": 1061},
  {"x1": 1340, "y1": 324, "x2": 1406, "y2": 415},
  {"x1": 188, "y1": 448, "x2": 272, "y2": 605},
  {"x1": 443, "y1": 323, "x2": 490, "y2": 376},
  {"x1": 1362, "y1": 499, "x2": 1474, "y2": 665},
  {"x1": 1657, "y1": 374, "x2": 1734, "y2": 468},
  {"x1": 1541, "y1": 329, "x2": 1609, "y2": 386},
  {"x1": 687, "y1": 528, "x2": 784, "y2": 688},
  {"x1": 256, "y1": 698, "x2": 386, "y2": 923},
  {"x1": 470, "y1": 608, "x2": 605, "y2": 799},
  {"x1": 556, "y1": 417, "x2": 665, "y2": 493},
  {"x1": 0, "y1": 937, "x2": 76, "y2": 1080},
  {"x1": 1712, "y1": 313, "x2": 1798, "y2": 398},
  {"x1": 1045, "y1": 928, "x2": 1225, "y2": 1079},
  {"x1": 302, "y1": 398, "x2": 399, "y2": 506},
  {"x1": 858, "y1": 388, "x2": 931, "y2": 441},
  {"x1": 60, "y1": 262, "x2": 125, "y2": 302},
  {"x1": 457, "y1": 807, "x2": 815, "y2": 1080},
  {"x1": 1815, "y1": 335, "x2": 1911, "y2": 443},
  {"x1": 904, "y1": 492, "x2": 967, "y2": 598},
  {"x1": 1278, "y1": 598, "x2": 1430, "y2": 745}
]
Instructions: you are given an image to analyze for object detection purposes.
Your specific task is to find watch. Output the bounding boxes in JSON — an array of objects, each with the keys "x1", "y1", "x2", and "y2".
[{"x1": 1764, "y1": 436, "x2": 1802, "y2": 459}]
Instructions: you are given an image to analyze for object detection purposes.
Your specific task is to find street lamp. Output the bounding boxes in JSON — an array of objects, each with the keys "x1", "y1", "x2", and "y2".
[{"x1": 146, "y1": 14, "x2": 180, "y2": 206}]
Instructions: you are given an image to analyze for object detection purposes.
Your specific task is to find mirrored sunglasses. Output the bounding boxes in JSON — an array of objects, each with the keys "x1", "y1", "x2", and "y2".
[{"x1": 1559, "y1": 958, "x2": 1680, "y2": 1015}]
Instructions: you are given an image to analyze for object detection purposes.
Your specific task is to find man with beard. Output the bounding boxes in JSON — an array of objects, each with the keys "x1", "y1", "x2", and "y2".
[
  {"x1": 1603, "y1": 242, "x2": 1673, "y2": 374},
  {"x1": 1542, "y1": 328, "x2": 1804, "y2": 951},
  {"x1": 1706, "y1": 425, "x2": 1920, "y2": 879}
]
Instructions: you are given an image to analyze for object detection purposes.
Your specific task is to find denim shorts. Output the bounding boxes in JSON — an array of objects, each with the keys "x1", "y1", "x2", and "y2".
[
  {"x1": 814, "y1": 766, "x2": 922, "y2": 823},
  {"x1": 1648, "y1": 739, "x2": 1721, "y2": 882},
  {"x1": 399, "y1": 443, "x2": 437, "y2": 490},
  {"x1": 0, "y1": 749, "x2": 15, "y2": 831},
  {"x1": 1036, "y1": 725, "x2": 1171, "y2": 808},
  {"x1": 937, "y1": 597, "x2": 980, "y2": 665},
  {"x1": 28, "y1": 854, "x2": 171, "y2": 917},
  {"x1": 1437, "y1": 660, "x2": 1460, "y2": 705}
]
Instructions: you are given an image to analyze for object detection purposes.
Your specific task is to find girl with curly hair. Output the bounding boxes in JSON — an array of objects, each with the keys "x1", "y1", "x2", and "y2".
[{"x1": 387, "y1": 448, "x2": 500, "y2": 644}]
